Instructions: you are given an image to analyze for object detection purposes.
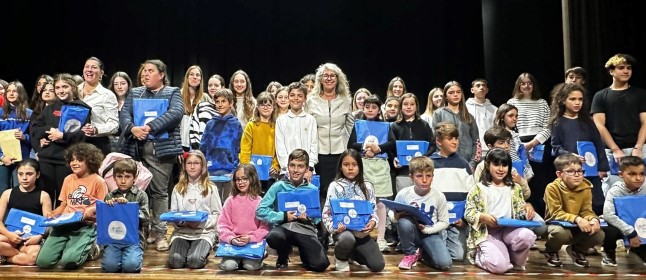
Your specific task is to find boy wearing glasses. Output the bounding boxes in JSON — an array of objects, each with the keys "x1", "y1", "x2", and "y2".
[
  {"x1": 200, "y1": 88, "x2": 243, "y2": 202},
  {"x1": 543, "y1": 153, "x2": 605, "y2": 267}
]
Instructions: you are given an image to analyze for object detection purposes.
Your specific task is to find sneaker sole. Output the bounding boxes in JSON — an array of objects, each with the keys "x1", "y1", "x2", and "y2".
[
  {"x1": 601, "y1": 261, "x2": 617, "y2": 267},
  {"x1": 546, "y1": 262, "x2": 563, "y2": 267}
]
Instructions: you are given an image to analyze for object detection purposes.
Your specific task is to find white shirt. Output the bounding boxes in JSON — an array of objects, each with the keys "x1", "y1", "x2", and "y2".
[{"x1": 79, "y1": 82, "x2": 119, "y2": 136}]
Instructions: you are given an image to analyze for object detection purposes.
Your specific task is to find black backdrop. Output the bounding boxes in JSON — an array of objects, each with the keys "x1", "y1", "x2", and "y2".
[{"x1": 1, "y1": 0, "x2": 641, "y2": 110}]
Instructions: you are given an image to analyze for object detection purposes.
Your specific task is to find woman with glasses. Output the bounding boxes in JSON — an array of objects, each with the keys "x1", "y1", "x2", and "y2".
[
  {"x1": 306, "y1": 62, "x2": 354, "y2": 207},
  {"x1": 506, "y1": 72, "x2": 553, "y2": 217}
]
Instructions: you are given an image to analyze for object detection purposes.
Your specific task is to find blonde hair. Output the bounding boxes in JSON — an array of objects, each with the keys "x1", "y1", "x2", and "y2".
[
  {"x1": 175, "y1": 150, "x2": 214, "y2": 197},
  {"x1": 181, "y1": 65, "x2": 206, "y2": 115}
]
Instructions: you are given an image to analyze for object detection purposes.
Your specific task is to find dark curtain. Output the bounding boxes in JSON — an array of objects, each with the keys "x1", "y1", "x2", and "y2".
[{"x1": 568, "y1": 0, "x2": 646, "y2": 99}]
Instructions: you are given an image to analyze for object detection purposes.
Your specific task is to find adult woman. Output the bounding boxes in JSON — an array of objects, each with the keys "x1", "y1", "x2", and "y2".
[
  {"x1": 306, "y1": 62, "x2": 354, "y2": 205},
  {"x1": 78, "y1": 57, "x2": 119, "y2": 156},
  {"x1": 506, "y1": 72, "x2": 553, "y2": 215}
]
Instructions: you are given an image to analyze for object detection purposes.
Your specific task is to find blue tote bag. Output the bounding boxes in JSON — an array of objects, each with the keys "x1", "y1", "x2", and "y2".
[
  {"x1": 577, "y1": 141, "x2": 598, "y2": 177},
  {"x1": 614, "y1": 195, "x2": 646, "y2": 245},
  {"x1": 330, "y1": 199, "x2": 373, "y2": 231},
  {"x1": 41, "y1": 211, "x2": 83, "y2": 227},
  {"x1": 381, "y1": 199, "x2": 434, "y2": 225},
  {"x1": 58, "y1": 105, "x2": 90, "y2": 133},
  {"x1": 215, "y1": 240, "x2": 267, "y2": 260},
  {"x1": 396, "y1": 140, "x2": 429, "y2": 166},
  {"x1": 356, "y1": 120, "x2": 390, "y2": 159},
  {"x1": 160, "y1": 211, "x2": 209, "y2": 223},
  {"x1": 447, "y1": 200, "x2": 466, "y2": 224},
  {"x1": 251, "y1": 154, "x2": 272, "y2": 181},
  {"x1": 96, "y1": 201, "x2": 140, "y2": 245},
  {"x1": 529, "y1": 144, "x2": 544, "y2": 163},
  {"x1": 5, "y1": 209, "x2": 47, "y2": 238},
  {"x1": 277, "y1": 188, "x2": 321, "y2": 218},
  {"x1": 133, "y1": 98, "x2": 169, "y2": 139}
]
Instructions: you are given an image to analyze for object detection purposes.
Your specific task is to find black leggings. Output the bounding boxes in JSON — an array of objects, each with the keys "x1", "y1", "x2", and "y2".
[
  {"x1": 39, "y1": 161, "x2": 72, "y2": 207},
  {"x1": 265, "y1": 226, "x2": 329, "y2": 272}
]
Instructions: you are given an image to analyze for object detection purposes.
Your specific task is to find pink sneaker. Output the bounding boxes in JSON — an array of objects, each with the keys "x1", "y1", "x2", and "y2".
[{"x1": 398, "y1": 254, "x2": 418, "y2": 270}]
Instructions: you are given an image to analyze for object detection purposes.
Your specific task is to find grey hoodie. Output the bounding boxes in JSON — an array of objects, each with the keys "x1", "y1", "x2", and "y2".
[
  {"x1": 432, "y1": 107, "x2": 479, "y2": 165},
  {"x1": 603, "y1": 181, "x2": 646, "y2": 238}
]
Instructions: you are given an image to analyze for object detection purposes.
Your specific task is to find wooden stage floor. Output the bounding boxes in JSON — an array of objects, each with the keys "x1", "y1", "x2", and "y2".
[{"x1": 2, "y1": 240, "x2": 646, "y2": 280}]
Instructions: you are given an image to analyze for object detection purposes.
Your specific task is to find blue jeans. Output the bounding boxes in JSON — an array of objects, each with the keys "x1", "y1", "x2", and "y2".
[
  {"x1": 443, "y1": 224, "x2": 468, "y2": 261},
  {"x1": 397, "y1": 217, "x2": 452, "y2": 270},
  {"x1": 0, "y1": 164, "x2": 18, "y2": 193},
  {"x1": 102, "y1": 244, "x2": 143, "y2": 273}
]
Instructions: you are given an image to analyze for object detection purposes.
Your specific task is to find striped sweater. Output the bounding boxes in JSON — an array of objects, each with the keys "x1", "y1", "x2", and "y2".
[{"x1": 506, "y1": 98, "x2": 551, "y2": 144}]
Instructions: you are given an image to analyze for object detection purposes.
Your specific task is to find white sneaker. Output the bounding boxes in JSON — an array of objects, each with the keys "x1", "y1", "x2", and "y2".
[
  {"x1": 88, "y1": 242, "x2": 101, "y2": 261},
  {"x1": 156, "y1": 238, "x2": 169, "y2": 251},
  {"x1": 335, "y1": 258, "x2": 350, "y2": 272},
  {"x1": 377, "y1": 239, "x2": 389, "y2": 252}
]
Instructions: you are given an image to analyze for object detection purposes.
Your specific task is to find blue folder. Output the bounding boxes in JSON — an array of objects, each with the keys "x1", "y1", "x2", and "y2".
[
  {"x1": 614, "y1": 195, "x2": 646, "y2": 245},
  {"x1": 133, "y1": 98, "x2": 169, "y2": 139},
  {"x1": 159, "y1": 211, "x2": 209, "y2": 223},
  {"x1": 251, "y1": 154, "x2": 273, "y2": 181},
  {"x1": 310, "y1": 175, "x2": 320, "y2": 189},
  {"x1": 396, "y1": 140, "x2": 429, "y2": 166},
  {"x1": 518, "y1": 144, "x2": 528, "y2": 165},
  {"x1": 330, "y1": 199, "x2": 373, "y2": 231},
  {"x1": 512, "y1": 160, "x2": 525, "y2": 178},
  {"x1": 209, "y1": 175, "x2": 232, "y2": 183},
  {"x1": 356, "y1": 120, "x2": 390, "y2": 159},
  {"x1": 4, "y1": 209, "x2": 47, "y2": 238},
  {"x1": 548, "y1": 220, "x2": 608, "y2": 228},
  {"x1": 58, "y1": 105, "x2": 90, "y2": 133},
  {"x1": 529, "y1": 144, "x2": 544, "y2": 163},
  {"x1": 577, "y1": 141, "x2": 598, "y2": 177},
  {"x1": 497, "y1": 217, "x2": 543, "y2": 228},
  {"x1": 381, "y1": 199, "x2": 434, "y2": 225},
  {"x1": 40, "y1": 211, "x2": 83, "y2": 227},
  {"x1": 609, "y1": 158, "x2": 620, "y2": 175},
  {"x1": 96, "y1": 201, "x2": 139, "y2": 245},
  {"x1": 215, "y1": 240, "x2": 267, "y2": 260},
  {"x1": 277, "y1": 188, "x2": 321, "y2": 218},
  {"x1": 447, "y1": 200, "x2": 466, "y2": 224}
]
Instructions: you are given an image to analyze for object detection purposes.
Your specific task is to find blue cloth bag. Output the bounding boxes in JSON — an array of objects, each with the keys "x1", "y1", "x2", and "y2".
[
  {"x1": 160, "y1": 211, "x2": 209, "y2": 223},
  {"x1": 577, "y1": 141, "x2": 598, "y2": 177},
  {"x1": 614, "y1": 195, "x2": 646, "y2": 245},
  {"x1": 133, "y1": 98, "x2": 169, "y2": 139},
  {"x1": 310, "y1": 175, "x2": 320, "y2": 189},
  {"x1": 355, "y1": 120, "x2": 390, "y2": 159},
  {"x1": 40, "y1": 211, "x2": 83, "y2": 227},
  {"x1": 277, "y1": 188, "x2": 321, "y2": 218},
  {"x1": 215, "y1": 240, "x2": 267, "y2": 260},
  {"x1": 396, "y1": 140, "x2": 429, "y2": 166},
  {"x1": 497, "y1": 217, "x2": 543, "y2": 228},
  {"x1": 251, "y1": 154, "x2": 272, "y2": 181},
  {"x1": 58, "y1": 105, "x2": 90, "y2": 133},
  {"x1": 5, "y1": 209, "x2": 47, "y2": 238},
  {"x1": 548, "y1": 220, "x2": 608, "y2": 227},
  {"x1": 381, "y1": 199, "x2": 434, "y2": 225},
  {"x1": 512, "y1": 160, "x2": 525, "y2": 178},
  {"x1": 330, "y1": 199, "x2": 373, "y2": 231},
  {"x1": 96, "y1": 201, "x2": 139, "y2": 245},
  {"x1": 529, "y1": 144, "x2": 544, "y2": 163},
  {"x1": 447, "y1": 200, "x2": 466, "y2": 224}
]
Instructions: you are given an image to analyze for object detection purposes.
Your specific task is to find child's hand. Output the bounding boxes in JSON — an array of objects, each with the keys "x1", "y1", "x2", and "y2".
[
  {"x1": 589, "y1": 219, "x2": 601, "y2": 234},
  {"x1": 335, "y1": 222, "x2": 346, "y2": 234},
  {"x1": 454, "y1": 219, "x2": 466, "y2": 227},
  {"x1": 630, "y1": 236, "x2": 642, "y2": 248},
  {"x1": 45, "y1": 211, "x2": 57, "y2": 219},
  {"x1": 598, "y1": 171, "x2": 607, "y2": 179},
  {"x1": 286, "y1": 211, "x2": 298, "y2": 222},
  {"x1": 83, "y1": 207, "x2": 97, "y2": 222},
  {"x1": 24, "y1": 234, "x2": 43, "y2": 246},
  {"x1": 361, "y1": 220, "x2": 376, "y2": 233},
  {"x1": 393, "y1": 157, "x2": 402, "y2": 168},
  {"x1": 479, "y1": 214, "x2": 498, "y2": 228},
  {"x1": 576, "y1": 217, "x2": 592, "y2": 233},
  {"x1": 186, "y1": 222, "x2": 201, "y2": 229},
  {"x1": 6, "y1": 231, "x2": 23, "y2": 245},
  {"x1": 304, "y1": 169, "x2": 313, "y2": 182},
  {"x1": 524, "y1": 204, "x2": 535, "y2": 220},
  {"x1": 394, "y1": 211, "x2": 409, "y2": 221},
  {"x1": 365, "y1": 149, "x2": 375, "y2": 158},
  {"x1": 270, "y1": 167, "x2": 279, "y2": 177},
  {"x1": 39, "y1": 138, "x2": 50, "y2": 148},
  {"x1": 46, "y1": 128, "x2": 63, "y2": 142},
  {"x1": 511, "y1": 168, "x2": 522, "y2": 184},
  {"x1": 1, "y1": 156, "x2": 16, "y2": 166}
]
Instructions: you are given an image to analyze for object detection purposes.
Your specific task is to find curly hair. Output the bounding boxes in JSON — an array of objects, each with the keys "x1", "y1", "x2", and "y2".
[{"x1": 65, "y1": 143, "x2": 105, "y2": 175}]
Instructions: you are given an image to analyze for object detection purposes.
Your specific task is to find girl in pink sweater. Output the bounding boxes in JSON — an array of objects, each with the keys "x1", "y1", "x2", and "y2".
[{"x1": 217, "y1": 164, "x2": 270, "y2": 271}]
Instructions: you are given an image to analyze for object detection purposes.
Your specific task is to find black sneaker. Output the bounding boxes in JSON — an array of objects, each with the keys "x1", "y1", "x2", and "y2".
[
  {"x1": 543, "y1": 252, "x2": 563, "y2": 267},
  {"x1": 0, "y1": 256, "x2": 7, "y2": 265},
  {"x1": 566, "y1": 246, "x2": 589, "y2": 267},
  {"x1": 601, "y1": 252, "x2": 617, "y2": 267},
  {"x1": 276, "y1": 257, "x2": 288, "y2": 269},
  {"x1": 385, "y1": 228, "x2": 398, "y2": 246}
]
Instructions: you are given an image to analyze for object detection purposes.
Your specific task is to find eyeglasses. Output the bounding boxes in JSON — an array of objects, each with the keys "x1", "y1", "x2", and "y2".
[
  {"x1": 520, "y1": 82, "x2": 533, "y2": 86},
  {"x1": 259, "y1": 103, "x2": 273, "y2": 108},
  {"x1": 562, "y1": 169, "x2": 583, "y2": 176},
  {"x1": 235, "y1": 177, "x2": 249, "y2": 183},
  {"x1": 322, "y1": 74, "x2": 337, "y2": 80}
]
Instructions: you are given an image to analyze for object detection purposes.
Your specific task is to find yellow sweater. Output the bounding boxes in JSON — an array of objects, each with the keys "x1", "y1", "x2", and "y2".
[
  {"x1": 544, "y1": 178, "x2": 598, "y2": 223},
  {"x1": 240, "y1": 121, "x2": 280, "y2": 171}
]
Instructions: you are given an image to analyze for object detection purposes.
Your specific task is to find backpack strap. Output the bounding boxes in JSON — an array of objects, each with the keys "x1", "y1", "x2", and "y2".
[{"x1": 102, "y1": 161, "x2": 117, "y2": 178}]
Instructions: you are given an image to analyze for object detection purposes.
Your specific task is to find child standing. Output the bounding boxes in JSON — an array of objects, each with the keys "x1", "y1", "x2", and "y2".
[
  {"x1": 256, "y1": 149, "x2": 330, "y2": 272},
  {"x1": 230, "y1": 70, "x2": 256, "y2": 128},
  {"x1": 0, "y1": 159, "x2": 52, "y2": 265},
  {"x1": 429, "y1": 122, "x2": 474, "y2": 261},
  {"x1": 217, "y1": 164, "x2": 270, "y2": 271},
  {"x1": 602, "y1": 156, "x2": 646, "y2": 266},
  {"x1": 0, "y1": 81, "x2": 32, "y2": 192},
  {"x1": 36, "y1": 143, "x2": 108, "y2": 270},
  {"x1": 382, "y1": 96, "x2": 400, "y2": 123},
  {"x1": 432, "y1": 81, "x2": 480, "y2": 169},
  {"x1": 493, "y1": 104, "x2": 534, "y2": 181},
  {"x1": 168, "y1": 150, "x2": 222, "y2": 269},
  {"x1": 465, "y1": 149, "x2": 536, "y2": 274},
  {"x1": 101, "y1": 159, "x2": 150, "y2": 273},
  {"x1": 240, "y1": 92, "x2": 280, "y2": 192},
  {"x1": 347, "y1": 96, "x2": 395, "y2": 251},
  {"x1": 322, "y1": 149, "x2": 384, "y2": 272},
  {"x1": 392, "y1": 156, "x2": 452, "y2": 270},
  {"x1": 550, "y1": 83, "x2": 609, "y2": 215},
  {"x1": 543, "y1": 153, "x2": 605, "y2": 267},
  {"x1": 200, "y1": 88, "x2": 242, "y2": 202}
]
